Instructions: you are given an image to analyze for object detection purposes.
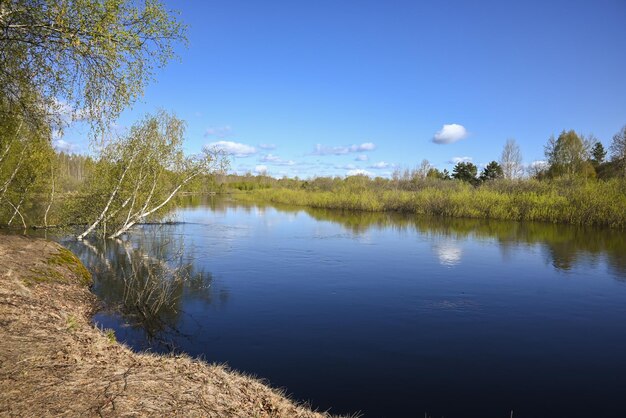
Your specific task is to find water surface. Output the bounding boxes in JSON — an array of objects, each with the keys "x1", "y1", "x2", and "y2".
[{"x1": 65, "y1": 197, "x2": 626, "y2": 417}]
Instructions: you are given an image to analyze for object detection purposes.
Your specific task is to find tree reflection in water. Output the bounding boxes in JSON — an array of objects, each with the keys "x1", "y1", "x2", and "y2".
[
  {"x1": 65, "y1": 227, "x2": 224, "y2": 351},
  {"x1": 182, "y1": 195, "x2": 626, "y2": 280}
]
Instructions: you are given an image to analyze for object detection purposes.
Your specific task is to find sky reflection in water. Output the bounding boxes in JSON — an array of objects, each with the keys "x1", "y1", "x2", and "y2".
[{"x1": 65, "y1": 197, "x2": 626, "y2": 418}]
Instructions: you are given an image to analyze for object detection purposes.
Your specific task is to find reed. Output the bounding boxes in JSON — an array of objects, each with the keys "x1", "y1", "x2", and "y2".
[{"x1": 235, "y1": 178, "x2": 626, "y2": 228}]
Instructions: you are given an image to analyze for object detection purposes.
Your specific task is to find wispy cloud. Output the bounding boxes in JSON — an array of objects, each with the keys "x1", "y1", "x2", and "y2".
[
  {"x1": 207, "y1": 141, "x2": 256, "y2": 157},
  {"x1": 449, "y1": 156, "x2": 473, "y2": 164},
  {"x1": 260, "y1": 154, "x2": 296, "y2": 166},
  {"x1": 335, "y1": 163, "x2": 357, "y2": 170},
  {"x1": 355, "y1": 154, "x2": 369, "y2": 162},
  {"x1": 368, "y1": 161, "x2": 392, "y2": 169},
  {"x1": 204, "y1": 125, "x2": 232, "y2": 138},
  {"x1": 259, "y1": 143, "x2": 276, "y2": 150},
  {"x1": 255, "y1": 165, "x2": 268, "y2": 174},
  {"x1": 433, "y1": 124, "x2": 468, "y2": 144},
  {"x1": 311, "y1": 142, "x2": 376, "y2": 156}
]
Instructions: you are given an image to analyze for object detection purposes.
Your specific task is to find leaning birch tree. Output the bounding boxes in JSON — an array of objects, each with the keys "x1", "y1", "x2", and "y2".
[{"x1": 76, "y1": 111, "x2": 228, "y2": 239}]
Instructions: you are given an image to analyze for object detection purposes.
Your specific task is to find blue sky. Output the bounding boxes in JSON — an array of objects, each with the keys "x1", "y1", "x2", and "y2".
[{"x1": 60, "y1": 0, "x2": 626, "y2": 178}]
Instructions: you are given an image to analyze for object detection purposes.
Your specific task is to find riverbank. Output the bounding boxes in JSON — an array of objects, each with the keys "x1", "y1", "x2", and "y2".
[
  {"x1": 235, "y1": 179, "x2": 626, "y2": 228},
  {"x1": 0, "y1": 235, "x2": 333, "y2": 417}
]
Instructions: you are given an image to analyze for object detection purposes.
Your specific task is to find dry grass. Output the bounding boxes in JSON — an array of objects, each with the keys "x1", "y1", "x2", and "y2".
[{"x1": 0, "y1": 235, "x2": 339, "y2": 417}]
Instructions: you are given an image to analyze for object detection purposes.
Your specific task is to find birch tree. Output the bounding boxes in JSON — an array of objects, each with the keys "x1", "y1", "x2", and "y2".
[
  {"x1": 610, "y1": 125, "x2": 626, "y2": 177},
  {"x1": 500, "y1": 139, "x2": 524, "y2": 179},
  {"x1": 76, "y1": 111, "x2": 228, "y2": 239},
  {"x1": 1, "y1": 0, "x2": 186, "y2": 135}
]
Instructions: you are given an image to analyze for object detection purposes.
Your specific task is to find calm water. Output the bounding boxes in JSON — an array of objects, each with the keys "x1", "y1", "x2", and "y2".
[{"x1": 63, "y1": 197, "x2": 626, "y2": 418}]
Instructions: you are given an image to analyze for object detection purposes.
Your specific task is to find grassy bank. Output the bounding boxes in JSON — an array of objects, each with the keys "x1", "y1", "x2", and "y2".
[
  {"x1": 235, "y1": 178, "x2": 626, "y2": 228},
  {"x1": 0, "y1": 235, "x2": 335, "y2": 417}
]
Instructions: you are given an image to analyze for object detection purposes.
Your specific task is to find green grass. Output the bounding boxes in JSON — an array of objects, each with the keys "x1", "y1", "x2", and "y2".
[
  {"x1": 236, "y1": 178, "x2": 626, "y2": 228},
  {"x1": 24, "y1": 248, "x2": 92, "y2": 286},
  {"x1": 104, "y1": 328, "x2": 116, "y2": 343},
  {"x1": 46, "y1": 248, "x2": 92, "y2": 286}
]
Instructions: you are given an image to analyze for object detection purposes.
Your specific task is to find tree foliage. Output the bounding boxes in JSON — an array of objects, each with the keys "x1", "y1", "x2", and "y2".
[
  {"x1": 480, "y1": 161, "x2": 503, "y2": 182},
  {"x1": 426, "y1": 168, "x2": 451, "y2": 180},
  {"x1": 452, "y1": 162, "x2": 478, "y2": 184},
  {"x1": 0, "y1": 99, "x2": 55, "y2": 226},
  {"x1": 73, "y1": 111, "x2": 228, "y2": 239},
  {"x1": 544, "y1": 130, "x2": 595, "y2": 179},
  {"x1": 610, "y1": 125, "x2": 626, "y2": 177},
  {"x1": 591, "y1": 141, "x2": 606, "y2": 166},
  {"x1": 0, "y1": 0, "x2": 186, "y2": 134}
]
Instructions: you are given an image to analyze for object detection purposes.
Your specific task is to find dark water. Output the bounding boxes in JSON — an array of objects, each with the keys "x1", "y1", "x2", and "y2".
[{"x1": 63, "y1": 197, "x2": 626, "y2": 418}]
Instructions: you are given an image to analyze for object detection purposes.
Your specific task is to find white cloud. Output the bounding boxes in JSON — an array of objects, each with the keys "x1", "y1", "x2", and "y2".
[
  {"x1": 207, "y1": 141, "x2": 257, "y2": 157},
  {"x1": 312, "y1": 142, "x2": 377, "y2": 156},
  {"x1": 433, "y1": 124, "x2": 468, "y2": 144},
  {"x1": 369, "y1": 161, "x2": 391, "y2": 169},
  {"x1": 358, "y1": 142, "x2": 376, "y2": 151},
  {"x1": 52, "y1": 98, "x2": 90, "y2": 124},
  {"x1": 255, "y1": 165, "x2": 268, "y2": 174},
  {"x1": 346, "y1": 169, "x2": 372, "y2": 177},
  {"x1": 52, "y1": 139, "x2": 77, "y2": 153},
  {"x1": 259, "y1": 143, "x2": 276, "y2": 150},
  {"x1": 449, "y1": 156, "x2": 473, "y2": 164},
  {"x1": 204, "y1": 125, "x2": 232, "y2": 138},
  {"x1": 260, "y1": 154, "x2": 296, "y2": 166},
  {"x1": 527, "y1": 160, "x2": 548, "y2": 175},
  {"x1": 260, "y1": 153, "x2": 280, "y2": 162},
  {"x1": 355, "y1": 154, "x2": 368, "y2": 161}
]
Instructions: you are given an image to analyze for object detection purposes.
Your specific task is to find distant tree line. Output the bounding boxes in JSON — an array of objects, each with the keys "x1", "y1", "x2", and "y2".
[{"x1": 419, "y1": 128, "x2": 626, "y2": 186}]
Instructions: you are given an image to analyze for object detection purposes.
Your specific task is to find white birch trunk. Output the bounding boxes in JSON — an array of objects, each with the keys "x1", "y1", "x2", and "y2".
[{"x1": 77, "y1": 153, "x2": 136, "y2": 240}]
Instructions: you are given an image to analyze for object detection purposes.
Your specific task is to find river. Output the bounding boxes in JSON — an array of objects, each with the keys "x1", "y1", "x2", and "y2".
[{"x1": 63, "y1": 196, "x2": 626, "y2": 417}]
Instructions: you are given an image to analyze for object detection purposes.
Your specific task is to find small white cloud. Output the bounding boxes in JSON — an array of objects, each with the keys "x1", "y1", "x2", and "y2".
[
  {"x1": 204, "y1": 125, "x2": 232, "y2": 138},
  {"x1": 433, "y1": 124, "x2": 468, "y2": 144},
  {"x1": 346, "y1": 169, "x2": 372, "y2": 177},
  {"x1": 355, "y1": 154, "x2": 368, "y2": 161},
  {"x1": 208, "y1": 141, "x2": 256, "y2": 157},
  {"x1": 255, "y1": 165, "x2": 268, "y2": 174},
  {"x1": 449, "y1": 156, "x2": 473, "y2": 164},
  {"x1": 259, "y1": 143, "x2": 276, "y2": 150},
  {"x1": 260, "y1": 154, "x2": 280, "y2": 162},
  {"x1": 357, "y1": 142, "x2": 376, "y2": 151},
  {"x1": 260, "y1": 154, "x2": 296, "y2": 166},
  {"x1": 312, "y1": 142, "x2": 377, "y2": 156},
  {"x1": 53, "y1": 139, "x2": 77, "y2": 153},
  {"x1": 369, "y1": 161, "x2": 390, "y2": 169}
]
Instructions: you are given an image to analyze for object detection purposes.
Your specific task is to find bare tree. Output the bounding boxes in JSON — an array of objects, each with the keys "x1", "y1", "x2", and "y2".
[
  {"x1": 415, "y1": 159, "x2": 433, "y2": 179},
  {"x1": 500, "y1": 139, "x2": 524, "y2": 179},
  {"x1": 610, "y1": 125, "x2": 626, "y2": 177}
]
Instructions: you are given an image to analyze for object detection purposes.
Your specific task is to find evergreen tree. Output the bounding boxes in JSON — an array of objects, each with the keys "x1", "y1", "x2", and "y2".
[
  {"x1": 480, "y1": 161, "x2": 504, "y2": 182},
  {"x1": 591, "y1": 142, "x2": 606, "y2": 166},
  {"x1": 452, "y1": 162, "x2": 478, "y2": 184}
]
